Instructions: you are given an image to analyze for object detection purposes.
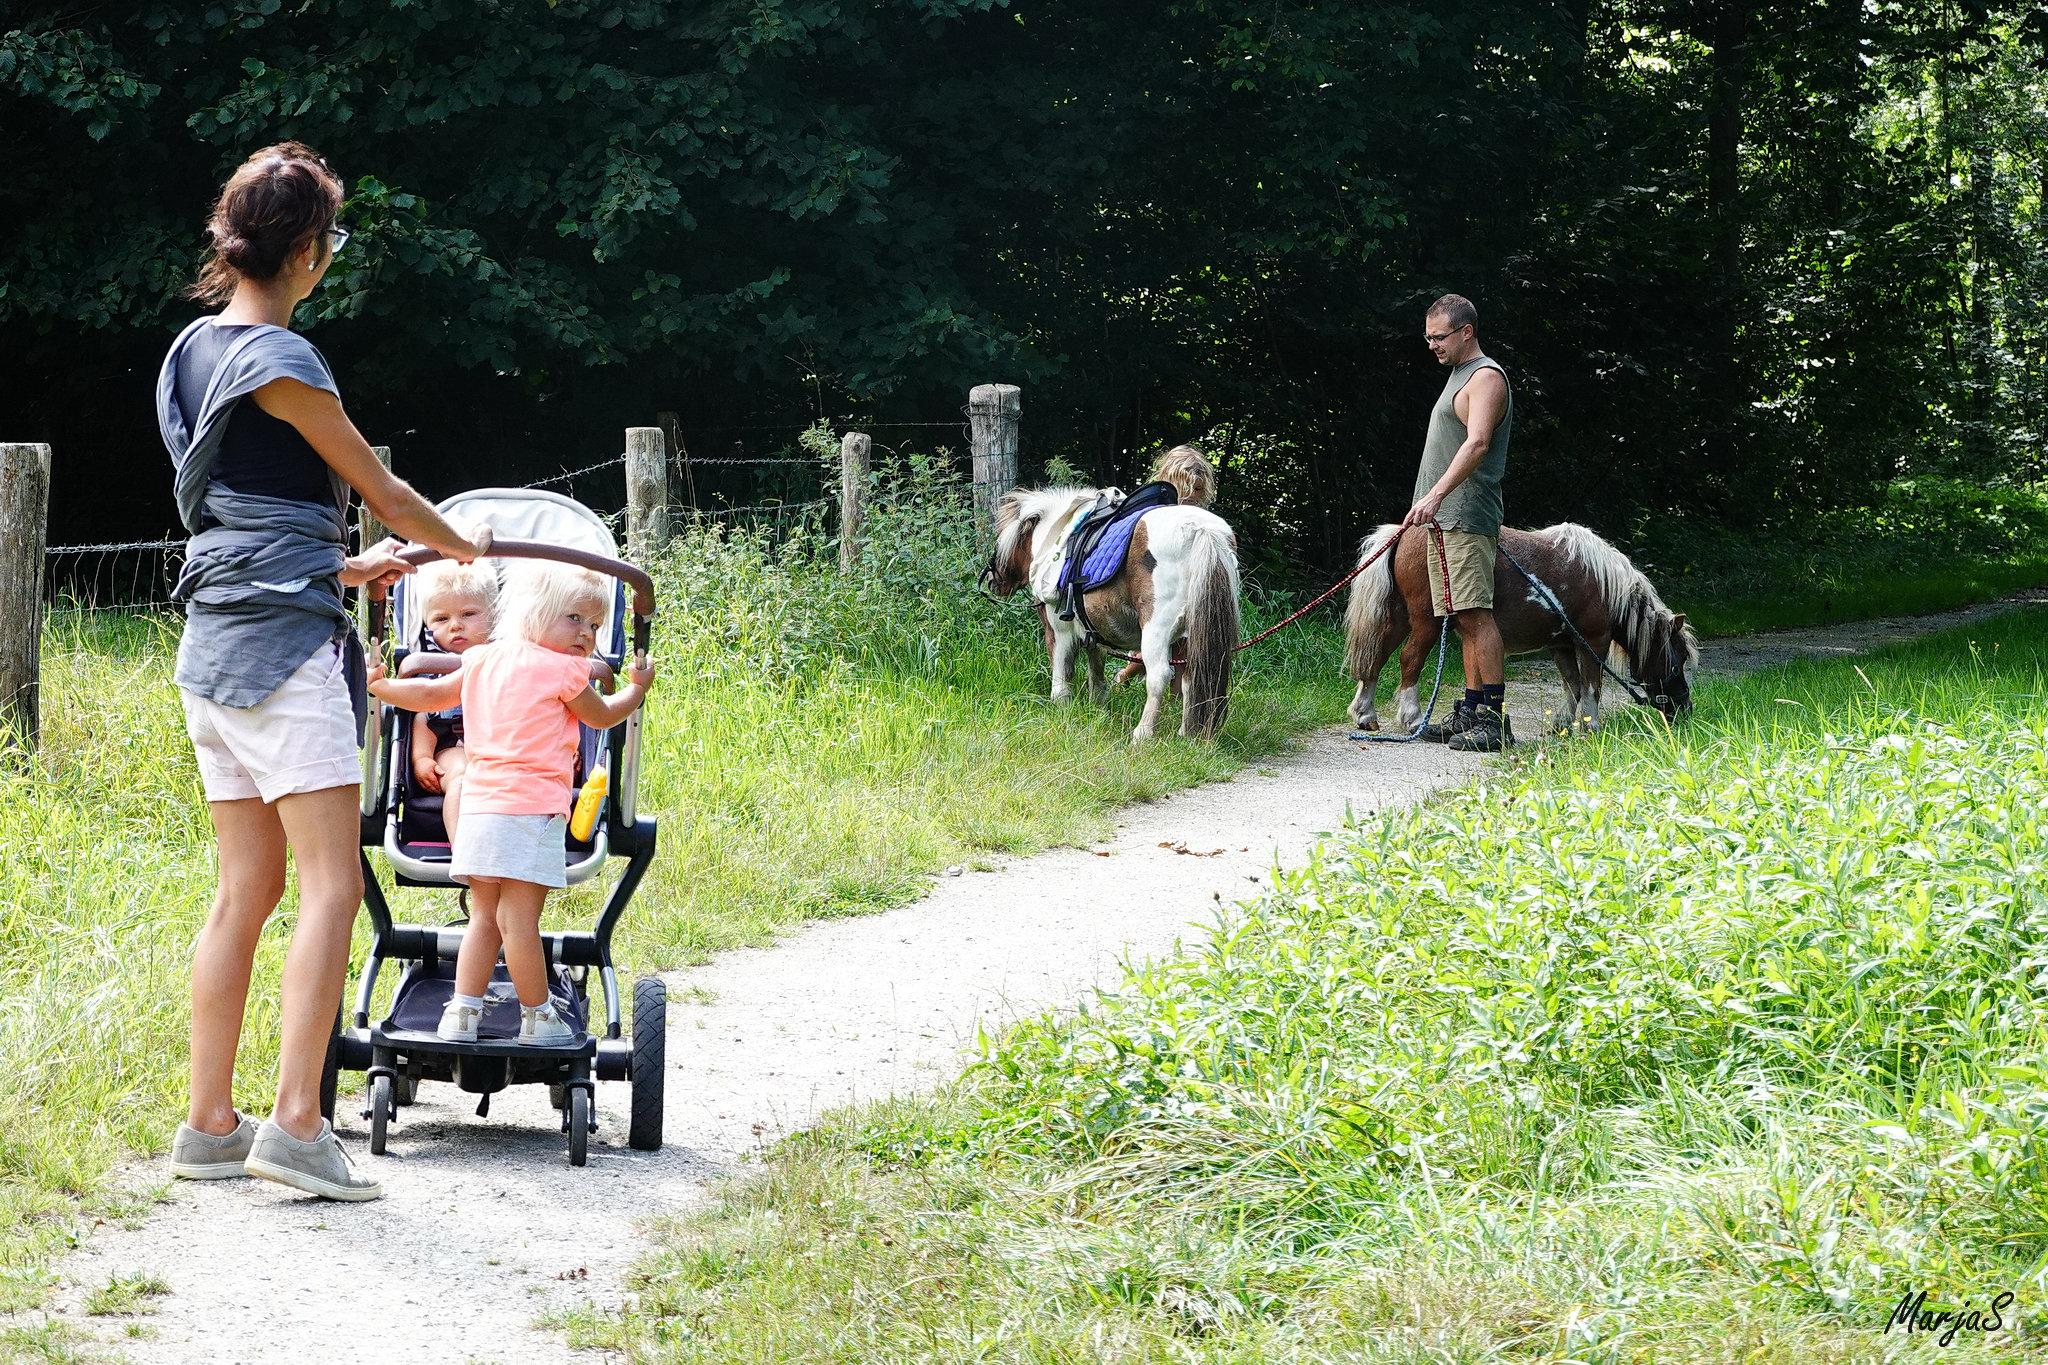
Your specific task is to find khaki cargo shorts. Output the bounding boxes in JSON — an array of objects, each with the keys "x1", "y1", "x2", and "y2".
[{"x1": 1423, "y1": 529, "x2": 1498, "y2": 616}]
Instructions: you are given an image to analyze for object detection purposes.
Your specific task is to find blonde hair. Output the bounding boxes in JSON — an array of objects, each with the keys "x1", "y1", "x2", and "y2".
[
  {"x1": 1151, "y1": 444, "x2": 1217, "y2": 508},
  {"x1": 496, "y1": 561, "x2": 610, "y2": 646},
  {"x1": 415, "y1": 559, "x2": 500, "y2": 616}
]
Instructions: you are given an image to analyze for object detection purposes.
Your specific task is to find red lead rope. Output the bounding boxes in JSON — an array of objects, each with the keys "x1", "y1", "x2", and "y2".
[{"x1": 1108, "y1": 522, "x2": 1446, "y2": 665}]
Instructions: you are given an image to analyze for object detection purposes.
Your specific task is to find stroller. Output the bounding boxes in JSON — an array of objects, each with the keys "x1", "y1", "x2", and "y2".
[{"x1": 321, "y1": 488, "x2": 664, "y2": 1167}]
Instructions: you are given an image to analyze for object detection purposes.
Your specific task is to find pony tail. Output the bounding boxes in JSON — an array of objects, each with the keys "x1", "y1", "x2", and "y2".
[
  {"x1": 1344, "y1": 524, "x2": 1402, "y2": 681},
  {"x1": 1181, "y1": 523, "x2": 1240, "y2": 736}
]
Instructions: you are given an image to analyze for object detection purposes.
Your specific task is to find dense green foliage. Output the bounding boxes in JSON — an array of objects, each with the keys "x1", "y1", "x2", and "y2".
[
  {"x1": 576, "y1": 610, "x2": 2048, "y2": 1361},
  {"x1": 5, "y1": 1, "x2": 2045, "y2": 565}
]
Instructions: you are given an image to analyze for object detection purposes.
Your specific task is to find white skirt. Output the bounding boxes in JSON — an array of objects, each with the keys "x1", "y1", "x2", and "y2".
[{"x1": 449, "y1": 813, "x2": 568, "y2": 889}]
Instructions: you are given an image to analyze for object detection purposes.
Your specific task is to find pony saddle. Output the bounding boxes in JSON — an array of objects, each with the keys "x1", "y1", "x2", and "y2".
[{"x1": 1055, "y1": 480, "x2": 1181, "y2": 634}]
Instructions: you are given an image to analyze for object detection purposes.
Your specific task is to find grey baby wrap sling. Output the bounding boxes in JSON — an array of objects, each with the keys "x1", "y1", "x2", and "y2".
[{"x1": 157, "y1": 318, "x2": 367, "y2": 726}]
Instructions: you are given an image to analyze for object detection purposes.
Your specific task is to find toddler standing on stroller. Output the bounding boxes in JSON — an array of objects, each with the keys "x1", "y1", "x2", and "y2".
[{"x1": 370, "y1": 561, "x2": 656, "y2": 1044}]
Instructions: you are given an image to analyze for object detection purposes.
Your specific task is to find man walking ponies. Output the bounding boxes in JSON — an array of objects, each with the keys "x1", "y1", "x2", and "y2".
[{"x1": 1403, "y1": 293, "x2": 1513, "y2": 751}]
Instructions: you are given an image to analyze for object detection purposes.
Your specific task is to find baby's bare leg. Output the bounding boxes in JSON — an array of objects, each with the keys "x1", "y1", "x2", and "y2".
[
  {"x1": 437, "y1": 746, "x2": 470, "y2": 839},
  {"x1": 453, "y1": 876, "x2": 503, "y2": 999},
  {"x1": 492, "y1": 879, "x2": 552, "y2": 1007}
]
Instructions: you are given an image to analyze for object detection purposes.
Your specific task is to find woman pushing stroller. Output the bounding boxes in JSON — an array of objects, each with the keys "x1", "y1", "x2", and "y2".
[
  {"x1": 160, "y1": 142, "x2": 491, "y2": 1201},
  {"x1": 368, "y1": 563, "x2": 657, "y2": 1045}
]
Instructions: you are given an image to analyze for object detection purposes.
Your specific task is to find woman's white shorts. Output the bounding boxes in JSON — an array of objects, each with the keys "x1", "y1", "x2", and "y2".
[
  {"x1": 450, "y1": 813, "x2": 569, "y2": 889},
  {"x1": 182, "y1": 641, "x2": 359, "y2": 804}
]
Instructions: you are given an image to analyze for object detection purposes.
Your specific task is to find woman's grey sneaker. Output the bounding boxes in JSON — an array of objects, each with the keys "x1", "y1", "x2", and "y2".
[
  {"x1": 243, "y1": 1119, "x2": 382, "y2": 1202},
  {"x1": 1448, "y1": 706, "x2": 1514, "y2": 753},
  {"x1": 437, "y1": 998, "x2": 482, "y2": 1043},
  {"x1": 1417, "y1": 698, "x2": 1477, "y2": 743},
  {"x1": 518, "y1": 1001, "x2": 575, "y2": 1046},
  {"x1": 169, "y1": 1112, "x2": 257, "y2": 1179}
]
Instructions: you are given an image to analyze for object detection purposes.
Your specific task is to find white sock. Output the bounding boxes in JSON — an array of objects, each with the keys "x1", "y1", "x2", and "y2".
[
  {"x1": 452, "y1": 993, "x2": 485, "y2": 1012},
  {"x1": 521, "y1": 1001, "x2": 556, "y2": 1018}
]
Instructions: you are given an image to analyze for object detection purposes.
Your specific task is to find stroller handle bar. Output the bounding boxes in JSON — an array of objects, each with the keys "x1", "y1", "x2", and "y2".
[{"x1": 372, "y1": 540, "x2": 657, "y2": 656}]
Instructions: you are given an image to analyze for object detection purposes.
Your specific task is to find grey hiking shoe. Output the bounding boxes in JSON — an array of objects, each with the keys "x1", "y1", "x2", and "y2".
[
  {"x1": 1448, "y1": 706, "x2": 1514, "y2": 753},
  {"x1": 1416, "y1": 699, "x2": 1476, "y2": 743},
  {"x1": 244, "y1": 1119, "x2": 382, "y2": 1202},
  {"x1": 169, "y1": 1112, "x2": 257, "y2": 1179}
]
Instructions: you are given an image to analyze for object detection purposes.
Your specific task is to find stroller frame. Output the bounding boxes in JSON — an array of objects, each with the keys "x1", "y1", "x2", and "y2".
[{"x1": 322, "y1": 489, "x2": 664, "y2": 1166}]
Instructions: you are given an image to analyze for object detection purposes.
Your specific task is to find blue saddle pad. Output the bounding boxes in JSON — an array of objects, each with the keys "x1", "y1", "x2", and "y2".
[
  {"x1": 1077, "y1": 512, "x2": 1142, "y2": 591},
  {"x1": 1059, "y1": 481, "x2": 1182, "y2": 600}
]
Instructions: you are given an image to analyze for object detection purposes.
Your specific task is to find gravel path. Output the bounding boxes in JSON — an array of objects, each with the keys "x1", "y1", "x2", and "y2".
[{"x1": 47, "y1": 592, "x2": 2043, "y2": 1363}]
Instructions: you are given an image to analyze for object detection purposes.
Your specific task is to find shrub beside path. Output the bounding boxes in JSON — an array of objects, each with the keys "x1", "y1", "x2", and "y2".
[{"x1": 47, "y1": 588, "x2": 2048, "y2": 1365}]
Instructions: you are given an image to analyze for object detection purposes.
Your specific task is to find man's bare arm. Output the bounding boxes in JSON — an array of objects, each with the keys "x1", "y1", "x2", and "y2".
[{"x1": 1404, "y1": 368, "x2": 1507, "y2": 527}]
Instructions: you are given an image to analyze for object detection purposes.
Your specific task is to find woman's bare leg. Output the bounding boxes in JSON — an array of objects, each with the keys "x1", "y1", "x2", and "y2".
[
  {"x1": 188, "y1": 798, "x2": 289, "y2": 1136},
  {"x1": 268, "y1": 786, "x2": 367, "y2": 1142},
  {"x1": 491, "y1": 880, "x2": 552, "y2": 1007},
  {"x1": 454, "y1": 876, "x2": 505, "y2": 999}
]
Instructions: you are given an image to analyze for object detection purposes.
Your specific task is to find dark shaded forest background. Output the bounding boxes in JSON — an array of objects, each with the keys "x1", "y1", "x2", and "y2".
[{"x1": 4, "y1": 0, "x2": 2045, "y2": 579}]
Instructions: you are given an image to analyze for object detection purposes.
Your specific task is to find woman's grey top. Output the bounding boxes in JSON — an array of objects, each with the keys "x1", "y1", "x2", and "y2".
[{"x1": 157, "y1": 317, "x2": 366, "y2": 724}]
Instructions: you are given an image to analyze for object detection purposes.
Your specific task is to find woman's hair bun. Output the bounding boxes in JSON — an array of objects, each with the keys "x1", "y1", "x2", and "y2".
[{"x1": 190, "y1": 143, "x2": 345, "y2": 306}]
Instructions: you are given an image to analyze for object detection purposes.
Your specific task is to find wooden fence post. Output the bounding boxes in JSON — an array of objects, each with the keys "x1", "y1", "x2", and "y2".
[
  {"x1": 0, "y1": 443, "x2": 51, "y2": 752},
  {"x1": 355, "y1": 445, "x2": 393, "y2": 640},
  {"x1": 839, "y1": 431, "x2": 871, "y2": 571},
  {"x1": 625, "y1": 427, "x2": 668, "y2": 563},
  {"x1": 357, "y1": 445, "x2": 394, "y2": 553},
  {"x1": 967, "y1": 383, "x2": 1021, "y2": 534}
]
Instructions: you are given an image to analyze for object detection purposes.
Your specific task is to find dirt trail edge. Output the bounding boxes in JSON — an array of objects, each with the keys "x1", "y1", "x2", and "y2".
[{"x1": 52, "y1": 592, "x2": 2046, "y2": 1365}]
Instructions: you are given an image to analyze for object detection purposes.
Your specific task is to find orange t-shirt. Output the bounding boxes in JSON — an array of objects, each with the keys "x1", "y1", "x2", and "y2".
[{"x1": 456, "y1": 639, "x2": 593, "y2": 817}]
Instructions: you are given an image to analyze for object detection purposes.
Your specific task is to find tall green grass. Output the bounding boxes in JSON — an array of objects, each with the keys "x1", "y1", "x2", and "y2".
[
  {"x1": 1641, "y1": 476, "x2": 2048, "y2": 635},
  {"x1": 575, "y1": 608, "x2": 2048, "y2": 1361},
  {"x1": 0, "y1": 453, "x2": 1348, "y2": 1312}
]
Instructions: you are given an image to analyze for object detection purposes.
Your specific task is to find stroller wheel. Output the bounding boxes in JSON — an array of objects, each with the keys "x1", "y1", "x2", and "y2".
[
  {"x1": 567, "y1": 1089, "x2": 590, "y2": 1167},
  {"x1": 368, "y1": 1074, "x2": 393, "y2": 1155},
  {"x1": 629, "y1": 976, "x2": 667, "y2": 1152},
  {"x1": 393, "y1": 1075, "x2": 418, "y2": 1107}
]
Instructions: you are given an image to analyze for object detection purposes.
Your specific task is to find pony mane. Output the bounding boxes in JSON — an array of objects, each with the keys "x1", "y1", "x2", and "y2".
[
  {"x1": 1540, "y1": 523, "x2": 1699, "y2": 680},
  {"x1": 992, "y1": 486, "x2": 1097, "y2": 587}
]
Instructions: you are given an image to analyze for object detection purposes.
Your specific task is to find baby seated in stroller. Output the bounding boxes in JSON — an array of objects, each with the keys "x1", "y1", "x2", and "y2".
[
  {"x1": 370, "y1": 561, "x2": 657, "y2": 1045},
  {"x1": 406, "y1": 560, "x2": 498, "y2": 840}
]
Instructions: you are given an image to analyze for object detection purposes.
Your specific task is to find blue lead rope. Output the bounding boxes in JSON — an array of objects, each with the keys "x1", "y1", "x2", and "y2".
[{"x1": 1350, "y1": 611, "x2": 1454, "y2": 744}]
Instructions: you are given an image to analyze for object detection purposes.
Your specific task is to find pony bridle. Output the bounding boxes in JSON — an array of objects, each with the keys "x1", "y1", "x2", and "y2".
[{"x1": 1649, "y1": 636, "x2": 1690, "y2": 715}]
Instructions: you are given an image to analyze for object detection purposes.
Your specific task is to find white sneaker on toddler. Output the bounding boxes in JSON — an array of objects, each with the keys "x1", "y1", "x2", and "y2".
[
  {"x1": 437, "y1": 999, "x2": 482, "y2": 1043},
  {"x1": 518, "y1": 1001, "x2": 575, "y2": 1046}
]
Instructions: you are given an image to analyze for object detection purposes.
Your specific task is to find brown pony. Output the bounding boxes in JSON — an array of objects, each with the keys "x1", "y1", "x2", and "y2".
[
  {"x1": 1344, "y1": 522, "x2": 1698, "y2": 734},
  {"x1": 987, "y1": 486, "x2": 1241, "y2": 741}
]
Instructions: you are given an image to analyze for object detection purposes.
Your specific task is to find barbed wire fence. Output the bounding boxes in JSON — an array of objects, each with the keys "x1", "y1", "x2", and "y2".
[{"x1": 41, "y1": 414, "x2": 980, "y2": 619}]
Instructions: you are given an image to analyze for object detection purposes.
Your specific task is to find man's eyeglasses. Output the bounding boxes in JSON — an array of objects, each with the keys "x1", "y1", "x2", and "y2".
[
  {"x1": 326, "y1": 226, "x2": 351, "y2": 258},
  {"x1": 1424, "y1": 324, "x2": 1469, "y2": 345}
]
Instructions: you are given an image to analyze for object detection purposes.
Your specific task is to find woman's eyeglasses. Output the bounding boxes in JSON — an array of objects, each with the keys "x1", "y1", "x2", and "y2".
[{"x1": 326, "y1": 226, "x2": 351, "y2": 258}]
